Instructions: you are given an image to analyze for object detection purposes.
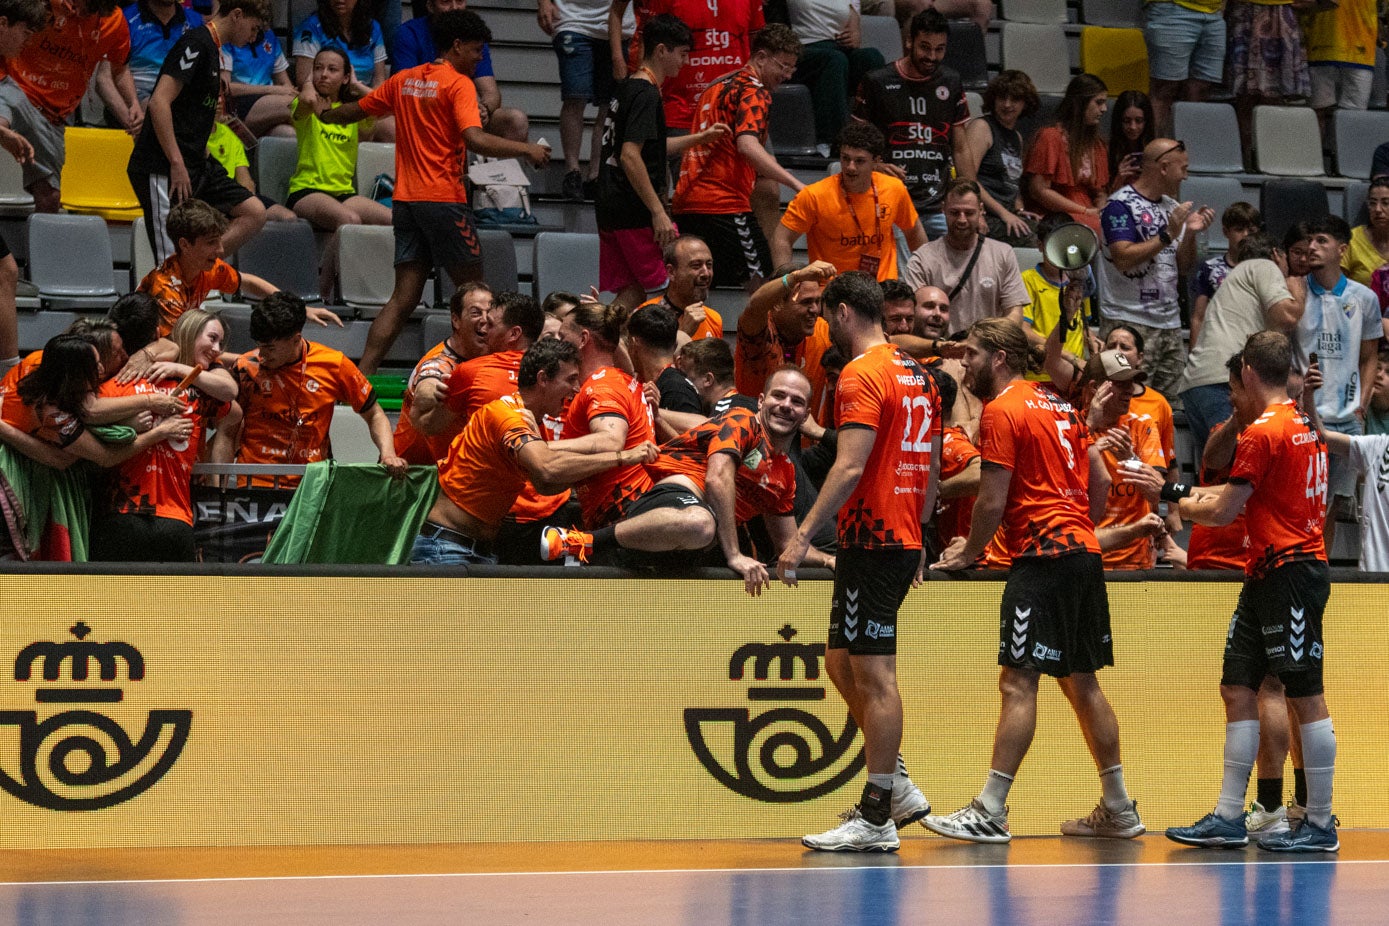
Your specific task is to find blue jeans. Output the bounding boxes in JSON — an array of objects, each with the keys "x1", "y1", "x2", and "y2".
[
  {"x1": 1179, "y1": 382, "x2": 1232, "y2": 470},
  {"x1": 409, "y1": 533, "x2": 498, "y2": 566}
]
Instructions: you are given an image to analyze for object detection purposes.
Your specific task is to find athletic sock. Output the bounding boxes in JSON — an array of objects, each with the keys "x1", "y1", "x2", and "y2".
[
  {"x1": 1293, "y1": 767, "x2": 1308, "y2": 808},
  {"x1": 1300, "y1": 719, "x2": 1336, "y2": 829},
  {"x1": 589, "y1": 524, "x2": 617, "y2": 552},
  {"x1": 861, "y1": 776, "x2": 894, "y2": 826},
  {"x1": 978, "y1": 769, "x2": 1014, "y2": 815},
  {"x1": 1099, "y1": 764, "x2": 1131, "y2": 811},
  {"x1": 1214, "y1": 720, "x2": 1260, "y2": 820},
  {"x1": 1256, "y1": 777, "x2": 1284, "y2": 811}
]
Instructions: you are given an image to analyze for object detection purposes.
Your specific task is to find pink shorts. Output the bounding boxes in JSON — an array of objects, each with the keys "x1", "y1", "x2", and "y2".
[{"x1": 599, "y1": 226, "x2": 670, "y2": 294}]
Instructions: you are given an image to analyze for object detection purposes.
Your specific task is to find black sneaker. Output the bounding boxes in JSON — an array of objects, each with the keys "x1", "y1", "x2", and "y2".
[{"x1": 561, "y1": 169, "x2": 584, "y2": 202}]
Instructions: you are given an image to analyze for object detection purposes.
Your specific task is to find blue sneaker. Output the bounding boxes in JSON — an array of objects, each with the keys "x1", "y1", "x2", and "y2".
[
  {"x1": 1258, "y1": 816, "x2": 1339, "y2": 853},
  {"x1": 1165, "y1": 812, "x2": 1249, "y2": 848}
]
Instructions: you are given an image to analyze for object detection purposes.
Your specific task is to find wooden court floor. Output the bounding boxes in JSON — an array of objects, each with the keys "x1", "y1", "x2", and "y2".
[{"x1": 1, "y1": 832, "x2": 1387, "y2": 925}]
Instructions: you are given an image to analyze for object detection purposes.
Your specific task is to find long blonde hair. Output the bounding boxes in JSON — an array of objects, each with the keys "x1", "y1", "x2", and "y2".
[{"x1": 169, "y1": 308, "x2": 223, "y2": 367}]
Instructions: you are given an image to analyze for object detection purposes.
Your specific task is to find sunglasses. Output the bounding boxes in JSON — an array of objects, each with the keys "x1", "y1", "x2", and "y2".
[{"x1": 1154, "y1": 140, "x2": 1186, "y2": 163}]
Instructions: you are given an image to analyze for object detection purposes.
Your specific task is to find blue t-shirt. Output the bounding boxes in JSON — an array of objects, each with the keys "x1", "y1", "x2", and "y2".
[
  {"x1": 390, "y1": 16, "x2": 493, "y2": 77},
  {"x1": 1192, "y1": 254, "x2": 1233, "y2": 302},
  {"x1": 222, "y1": 32, "x2": 290, "y2": 86},
  {"x1": 124, "y1": 1, "x2": 203, "y2": 99},
  {"x1": 293, "y1": 13, "x2": 388, "y2": 84}
]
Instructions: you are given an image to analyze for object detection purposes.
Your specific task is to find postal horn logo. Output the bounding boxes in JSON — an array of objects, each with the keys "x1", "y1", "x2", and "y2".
[
  {"x1": 0, "y1": 622, "x2": 192, "y2": 811},
  {"x1": 684, "y1": 624, "x2": 864, "y2": 803}
]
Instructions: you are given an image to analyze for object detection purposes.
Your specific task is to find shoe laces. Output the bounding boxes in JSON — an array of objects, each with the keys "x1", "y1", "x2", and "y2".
[
  {"x1": 836, "y1": 805, "x2": 863, "y2": 824},
  {"x1": 558, "y1": 527, "x2": 589, "y2": 563}
]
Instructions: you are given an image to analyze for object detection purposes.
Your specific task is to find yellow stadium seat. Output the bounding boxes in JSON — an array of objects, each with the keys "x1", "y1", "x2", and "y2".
[
  {"x1": 59, "y1": 127, "x2": 144, "y2": 221},
  {"x1": 1079, "y1": 27, "x2": 1149, "y2": 97}
]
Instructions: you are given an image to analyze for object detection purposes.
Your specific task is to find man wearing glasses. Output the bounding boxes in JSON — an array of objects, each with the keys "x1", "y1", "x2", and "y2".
[{"x1": 1096, "y1": 137, "x2": 1215, "y2": 399}]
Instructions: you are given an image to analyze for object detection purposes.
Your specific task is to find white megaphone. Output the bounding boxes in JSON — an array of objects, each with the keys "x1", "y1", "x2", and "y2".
[{"x1": 1042, "y1": 222, "x2": 1100, "y2": 271}]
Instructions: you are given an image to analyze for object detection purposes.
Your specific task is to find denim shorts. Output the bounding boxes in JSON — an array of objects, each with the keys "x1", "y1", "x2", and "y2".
[
  {"x1": 1143, "y1": 2, "x2": 1226, "y2": 84},
  {"x1": 409, "y1": 532, "x2": 498, "y2": 566},
  {"x1": 553, "y1": 31, "x2": 616, "y2": 103}
]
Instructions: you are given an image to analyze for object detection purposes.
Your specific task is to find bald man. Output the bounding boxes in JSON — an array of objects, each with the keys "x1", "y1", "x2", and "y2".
[{"x1": 915, "y1": 285, "x2": 950, "y2": 340}]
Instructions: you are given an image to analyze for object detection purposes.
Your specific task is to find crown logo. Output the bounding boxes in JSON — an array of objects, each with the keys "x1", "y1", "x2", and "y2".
[{"x1": 14, "y1": 622, "x2": 144, "y2": 704}]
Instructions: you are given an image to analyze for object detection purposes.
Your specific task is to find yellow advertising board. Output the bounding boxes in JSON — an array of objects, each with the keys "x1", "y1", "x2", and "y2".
[{"x1": 0, "y1": 575, "x2": 1383, "y2": 848}]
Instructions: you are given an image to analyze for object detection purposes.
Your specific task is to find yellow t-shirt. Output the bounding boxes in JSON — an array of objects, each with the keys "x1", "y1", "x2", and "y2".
[
  {"x1": 1342, "y1": 224, "x2": 1387, "y2": 286},
  {"x1": 206, "y1": 122, "x2": 250, "y2": 181},
  {"x1": 1021, "y1": 266, "x2": 1092, "y2": 382},
  {"x1": 1302, "y1": 0, "x2": 1377, "y2": 67}
]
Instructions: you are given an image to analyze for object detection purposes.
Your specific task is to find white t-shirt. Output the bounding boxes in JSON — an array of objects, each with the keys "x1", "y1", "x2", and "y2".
[
  {"x1": 1295, "y1": 273, "x2": 1381, "y2": 425},
  {"x1": 554, "y1": 0, "x2": 633, "y2": 41},
  {"x1": 1349, "y1": 433, "x2": 1389, "y2": 572},
  {"x1": 789, "y1": 0, "x2": 857, "y2": 44},
  {"x1": 1097, "y1": 184, "x2": 1181, "y2": 329},
  {"x1": 1178, "y1": 259, "x2": 1292, "y2": 391}
]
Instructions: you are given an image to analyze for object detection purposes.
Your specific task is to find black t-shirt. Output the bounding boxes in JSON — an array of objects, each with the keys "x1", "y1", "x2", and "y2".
[
  {"x1": 656, "y1": 366, "x2": 703, "y2": 415},
  {"x1": 128, "y1": 26, "x2": 221, "y2": 174},
  {"x1": 853, "y1": 62, "x2": 967, "y2": 213},
  {"x1": 976, "y1": 114, "x2": 1023, "y2": 210},
  {"x1": 712, "y1": 391, "x2": 758, "y2": 415},
  {"x1": 596, "y1": 77, "x2": 667, "y2": 231}
]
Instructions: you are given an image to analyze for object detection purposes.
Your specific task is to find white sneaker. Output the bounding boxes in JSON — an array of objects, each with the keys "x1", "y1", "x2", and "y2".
[
  {"x1": 1245, "y1": 801, "x2": 1291, "y2": 843},
  {"x1": 1061, "y1": 799, "x2": 1145, "y2": 838},
  {"x1": 891, "y1": 779, "x2": 931, "y2": 829},
  {"x1": 1287, "y1": 802, "x2": 1307, "y2": 828},
  {"x1": 922, "y1": 799, "x2": 1011, "y2": 844},
  {"x1": 802, "y1": 806, "x2": 900, "y2": 852}
]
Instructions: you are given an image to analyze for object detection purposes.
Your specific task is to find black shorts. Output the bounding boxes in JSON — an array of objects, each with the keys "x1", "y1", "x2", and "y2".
[
  {"x1": 607, "y1": 483, "x2": 718, "y2": 570},
  {"x1": 1222, "y1": 559, "x2": 1331, "y2": 698},
  {"x1": 999, "y1": 552, "x2": 1113, "y2": 677},
  {"x1": 670, "y1": 212, "x2": 771, "y2": 287},
  {"x1": 130, "y1": 156, "x2": 256, "y2": 263},
  {"x1": 392, "y1": 200, "x2": 483, "y2": 275},
  {"x1": 285, "y1": 187, "x2": 355, "y2": 210},
  {"x1": 827, "y1": 547, "x2": 920, "y2": 656}
]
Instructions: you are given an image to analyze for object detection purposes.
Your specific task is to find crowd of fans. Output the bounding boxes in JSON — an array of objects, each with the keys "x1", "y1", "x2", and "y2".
[{"x1": 0, "y1": 0, "x2": 1384, "y2": 574}]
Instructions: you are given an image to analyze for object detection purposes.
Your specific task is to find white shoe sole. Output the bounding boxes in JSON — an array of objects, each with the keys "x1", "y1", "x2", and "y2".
[
  {"x1": 921, "y1": 817, "x2": 1011, "y2": 844},
  {"x1": 1061, "y1": 823, "x2": 1146, "y2": 839},
  {"x1": 801, "y1": 836, "x2": 900, "y2": 852}
]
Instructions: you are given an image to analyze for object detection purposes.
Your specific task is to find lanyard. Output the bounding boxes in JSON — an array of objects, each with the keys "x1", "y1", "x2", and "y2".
[{"x1": 840, "y1": 174, "x2": 881, "y2": 242}]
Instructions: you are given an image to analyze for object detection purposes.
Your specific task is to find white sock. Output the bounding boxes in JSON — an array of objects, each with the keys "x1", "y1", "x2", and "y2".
[
  {"x1": 1214, "y1": 720, "x2": 1260, "y2": 820},
  {"x1": 1100, "y1": 764, "x2": 1131, "y2": 811},
  {"x1": 867, "y1": 772, "x2": 895, "y2": 790},
  {"x1": 978, "y1": 769, "x2": 1014, "y2": 814},
  {"x1": 1300, "y1": 718, "x2": 1337, "y2": 828}
]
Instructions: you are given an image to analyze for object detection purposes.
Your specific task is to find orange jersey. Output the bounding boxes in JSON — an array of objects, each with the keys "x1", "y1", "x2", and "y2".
[
  {"x1": 394, "y1": 339, "x2": 464, "y2": 466},
  {"x1": 102, "y1": 376, "x2": 228, "y2": 525},
  {"x1": 636, "y1": 295, "x2": 723, "y2": 341},
  {"x1": 358, "y1": 63, "x2": 481, "y2": 203},
  {"x1": 561, "y1": 365, "x2": 656, "y2": 527},
  {"x1": 0, "y1": 394, "x2": 82, "y2": 447},
  {"x1": 780, "y1": 175, "x2": 918, "y2": 281},
  {"x1": 138, "y1": 256, "x2": 241, "y2": 338},
  {"x1": 1097, "y1": 412, "x2": 1166, "y2": 570},
  {"x1": 626, "y1": 0, "x2": 763, "y2": 129},
  {"x1": 233, "y1": 340, "x2": 375, "y2": 487},
  {"x1": 646, "y1": 406, "x2": 795, "y2": 523},
  {"x1": 437, "y1": 393, "x2": 542, "y2": 529},
  {"x1": 935, "y1": 424, "x2": 979, "y2": 550},
  {"x1": 1186, "y1": 462, "x2": 1249, "y2": 571},
  {"x1": 980, "y1": 379, "x2": 1100, "y2": 559},
  {"x1": 0, "y1": 350, "x2": 42, "y2": 411},
  {"x1": 1129, "y1": 385, "x2": 1176, "y2": 469},
  {"x1": 1229, "y1": 399, "x2": 1328, "y2": 578},
  {"x1": 835, "y1": 343, "x2": 938, "y2": 550},
  {"x1": 5, "y1": 0, "x2": 129, "y2": 121},
  {"x1": 673, "y1": 65, "x2": 769, "y2": 215},
  {"x1": 735, "y1": 316, "x2": 833, "y2": 423}
]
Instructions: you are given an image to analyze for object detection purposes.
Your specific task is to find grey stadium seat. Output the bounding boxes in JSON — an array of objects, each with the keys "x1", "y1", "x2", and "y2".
[
  {"x1": 1179, "y1": 176, "x2": 1248, "y2": 251},
  {"x1": 1173, "y1": 102, "x2": 1244, "y2": 174},
  {"x1": 28, "y1": 214, "x2": 117, "y2": 310},
  {"x1": 1001, "y1": 24, "x2": 1071, "y2": 95},
  {"x1": 1333, "y1": 109, "x2": 1389, "y2": 179},
  {"x1": 860, "y1": 15, "x2": 903, "y2": 60},
  {"x1": 1260, "y1": 179, "x2": 1330, "y2": 244},
  {"x1": 1000, "y1": 0, "x2": 1067, "y2": 24},
  {"x1": 1080, "y1": 0, "x2": 1141, "y2": 27},
  {"x1": 235, "y1": 219, "x2": 322, "y2": 301},
  {"x1": 338, "y1": 225, "x2": 397, "y2": 312},
  {"x1": 254, "y1": 136, "x2": 298, "y2": 205},
  {"x1": 1253, "y1": 105, "x2": 1325, "y2": 176},
  {"x1": 355, "y1": 142, "x2": 395, "y2": 196},
  {"x1": 768, "y1": 85, "x2": 818, "y2": 158},
  {"x1": 532, "y1": 231, "x2": 599, "y2": 302},
  {"x1": 1344, "y1": 180, "x2": 1370, "y2": 225}
]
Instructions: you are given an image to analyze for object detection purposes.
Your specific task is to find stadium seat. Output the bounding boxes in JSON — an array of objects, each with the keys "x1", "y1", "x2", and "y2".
[
  {"x1": 130, "y1": 216, "x2": 157, "y2": 288},
  {"x1": 1079, "y1": 27, "x2": 1148, "y2": 96},
  {"x1": 1173, "y1": 102, "x2": 1244, "y2": 174},
  {"x1": 965, "y1": 91, "x2": 984, "y2": 118},
  {"x1": 59, "y1": 128, "x2": 142, "y2": 221},
  {"x1": 1260, "y1": 179, "x2": 1330, "y2": 244},
  {"x1": 0, "y1": 154, "x2": 33, "y2": 217},
  {"x1": 327, "y1": 408, "x2": 380, "y2": 463},
  {"x1": 422, "y1": 310, "x2": 452, "y2": 348},
  {"x1": 1013, "y1": 246, "x2": 1042, "y2": 271},
  {"x1": 255, "y1": 136, "x2": 298, "y2": 205},
  {"x1": 27, "y1": 214, "x2": 118, "y2": 309},
  {"x1": 1015, "y1": 94, "x2": 1063, "y2": 147},
  {"x1": 1252, "y1": 105, "x2": 1325, "y2": 176},
  {"x1": 532, "y1": 231, "x2": 599, "y2": 302},
  {"x1": 1079, "y1": 0, "x2": 1141, "y2": 27},
  {"x1": 1001, "y1": 24, "x2": 1070, "y2": 95},
  {"x1": 1178, "y1": 176, "x2": 1247, "y2": 251},
  {"x1": 1344, "y1": 179, "x2": 1370, "y2": 225},
  {"x1": 860, "y1": 15, "x2": 903, "y2": 60},
  {"x1": 944, "y1": 21, "x2": 989, "y2": 91},
  {"x1": 1332, "y1": 110, "x2": 1389, "y2": 179},
  {"x1": 999, "y1": 0, "x2": 1066, "y2": 24},
  {"x1": 479, "y1": 229, "x2": 519, "y2": 293},
  {"x1": 768, "y1": 85, "x2": 818, "y2": 158},
  {"x1": 235, "y1": 220, "x2": 322, "y2": 301},
  {"x1": 338, "y1": 225, "x2": 397, "y2": 311},
  {"x1": 355, "y1": 141, "x2": 395, "y2": 197}
]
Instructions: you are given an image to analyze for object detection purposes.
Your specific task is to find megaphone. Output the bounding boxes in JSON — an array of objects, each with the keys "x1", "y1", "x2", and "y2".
[{"x1": 1042, "y1": 222, "x2": 1099, "y2": 271}]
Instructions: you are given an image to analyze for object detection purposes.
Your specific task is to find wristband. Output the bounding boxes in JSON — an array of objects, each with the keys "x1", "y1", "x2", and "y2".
[
  {"x1": 1159, "y1": 482, "x2": 1192, "y2": 503},
  {"x1": 1158, "y1": 228, "x2": 1172, "y2": 246},
  {"x1": 781, "y1": 273, "x2": 792, "y2": 291}
]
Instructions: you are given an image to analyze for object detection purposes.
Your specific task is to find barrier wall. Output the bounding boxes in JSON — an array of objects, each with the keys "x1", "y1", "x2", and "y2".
[{"x1": 0, "y1": 574, "x2": 1384, "y2": 848}]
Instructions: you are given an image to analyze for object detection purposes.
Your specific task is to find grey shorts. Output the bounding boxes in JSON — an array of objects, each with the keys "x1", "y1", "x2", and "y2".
[
  {"x1": 392, "y1": 200, "x2": 483, "y2": 276},
  {"x1": 0, "y1": 78, "x2": 65, "y2": 189}
]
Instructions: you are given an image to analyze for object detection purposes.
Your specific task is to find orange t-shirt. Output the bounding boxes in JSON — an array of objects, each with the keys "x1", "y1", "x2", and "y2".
[
  {"x1": 0, "y1": 350, "x2": 42, "y2": 410},
  {"x1": 561, "y1": 365, "x2": 655, "y2": 527},
  {"x1": 980, "y1": 379, "x2": 1100, "y2": 559},
  {"x1": 646, "y1": 406, "x2": 795, "y2": 523},
  {"x1": 233, "y1": 339, "x2": 375, "y2": 487},
  {"x1": 394, "y1": 339, "x2": 464, "y2": 466},
  {"x1": 138, "y1": 256, "x2": 242, "y2": 338},
  {"x1": 935, "y1": 424, "x2": 979, "y2": 550},
  {"x1": 673, "y1": 65, "x2": 769, "y2": 216},
  {"x1": 1097, "y1": 411, "x2": 1166, "y2": 570},
  {"x1": 780, "y1": 175, "x2": 919, "y2": 281},
  {"x1": 5, "y1": 0, "x2": 130, "y2": 121},
  {"x1": 1129, "y1": 385, "x2": 1176, "y2": 469},
  {"x1": 636, "y1": 295, "x2": 723, "y2": 341},
  {"x1": 0, "y1": 394, "x2": 83, "y2": 447},
  {"x1": 1229, "y1": 400, "x2": 1328, "y2": 578},
  {"x1": 834, "y1": 343, "x2": 938, "y2": 550},
  {"x1": 437, "y1": 392, "x2": 541, "y2": 529},
  {"x1": 735, "y1": 316, "x2": 833, "y2": 424},
  {"x1": 358, "y1": 62, "x2": 481, "y2": 203},
  {"x1": 102, "y1": 376, "x2": 228, "y2": 525},
  {"x1": 1186, "y1": 461, "x2": 1249, "y2": 571},
  {"x1": 1023, "y1": 126, "x2": 1110, "y2": 235}
]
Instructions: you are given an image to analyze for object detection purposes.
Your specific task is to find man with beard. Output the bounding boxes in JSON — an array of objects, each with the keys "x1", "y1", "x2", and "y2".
[
  {"x1": 927, "y1": 316, "x2": 1143, "y2": 844},
  {"x1": 735, "y1": 260, "x2": 837, "y2": 424},
  {"x1": 780, "y1": 270, "x2": 941, "y2": 853},
  {"x1": 636, "y1": 236, "x2": 724, "y2": 341},
  {"x1": 541, "y1": 366, "x2": 832, "y2": 592}
]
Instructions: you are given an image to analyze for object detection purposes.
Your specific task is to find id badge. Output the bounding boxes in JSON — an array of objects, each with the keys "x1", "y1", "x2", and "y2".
[{"x1": 858, "y1": 253, "x2": 881, "y2": 276}]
